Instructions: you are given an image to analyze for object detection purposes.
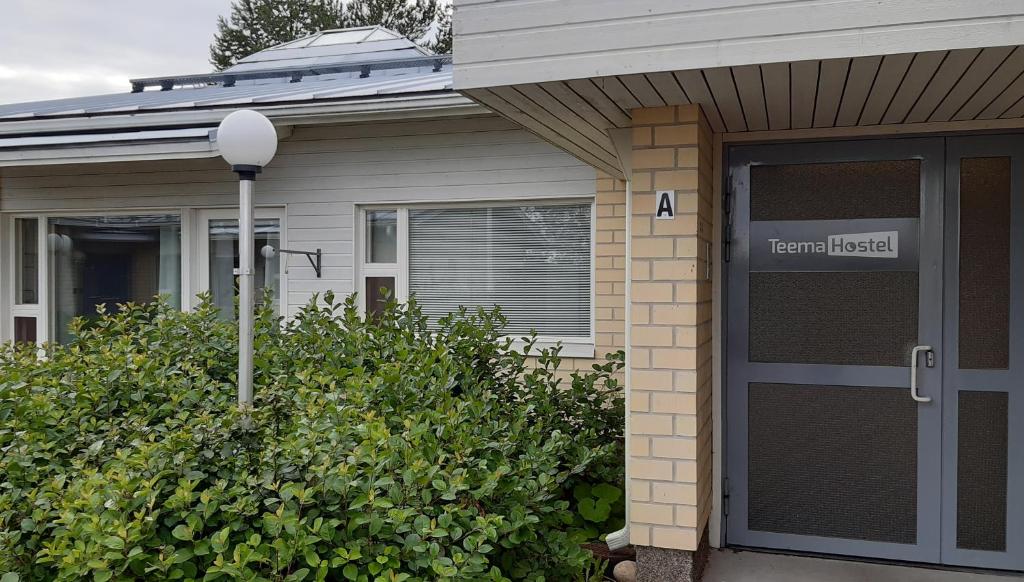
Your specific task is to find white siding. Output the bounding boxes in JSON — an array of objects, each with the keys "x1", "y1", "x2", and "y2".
[
  {"x1": 0, "y1": 115, "x2": 596, "y2": 318},
  {"x1": 453, "y1": 0, "x2": 1024, "y2": 89}
]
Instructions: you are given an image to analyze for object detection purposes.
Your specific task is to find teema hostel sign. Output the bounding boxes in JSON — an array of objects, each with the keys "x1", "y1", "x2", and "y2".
[
  {"x1": 749, "y1": 218, "x2": 919, "y2": 271},
  {"x1": 656, "y1": 190, "x2": 676, "y2": 220}
]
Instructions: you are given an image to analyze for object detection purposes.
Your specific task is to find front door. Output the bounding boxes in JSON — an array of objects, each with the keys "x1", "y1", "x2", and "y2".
[{"x1": 725, "y1": 136, "x2": 1024, "y2": 569}]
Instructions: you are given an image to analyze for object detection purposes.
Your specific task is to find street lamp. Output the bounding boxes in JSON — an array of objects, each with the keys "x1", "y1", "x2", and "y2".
[{"x1": 217, "y1": 109, "x2": 278, "y2": 407}]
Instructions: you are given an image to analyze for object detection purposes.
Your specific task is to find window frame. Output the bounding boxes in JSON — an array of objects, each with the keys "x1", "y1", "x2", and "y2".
[
  {"x1": 3, "y1": 208, "x2": 190, "y2": 346},
  {"x1": 195, "y1": 207, "x2": 288, "y2": 315},
  {"x1": 355, "y1": 199, "x2": 596, "y2": 358}
]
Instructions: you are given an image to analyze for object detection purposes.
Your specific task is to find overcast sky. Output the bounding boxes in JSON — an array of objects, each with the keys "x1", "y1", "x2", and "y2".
[{"x1": 0, "y1": 0, "x2": 236, "y2": 105}]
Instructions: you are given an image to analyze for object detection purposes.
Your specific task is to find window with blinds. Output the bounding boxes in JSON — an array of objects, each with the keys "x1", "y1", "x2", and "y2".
[{"x1": 407, "y1": 204, "x2": 592, "y2": 338}]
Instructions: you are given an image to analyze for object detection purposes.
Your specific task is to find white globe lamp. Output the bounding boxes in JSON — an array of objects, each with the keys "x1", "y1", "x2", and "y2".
[{"x1": 217, "y1": 109, "x2": 279, "y2": 408}]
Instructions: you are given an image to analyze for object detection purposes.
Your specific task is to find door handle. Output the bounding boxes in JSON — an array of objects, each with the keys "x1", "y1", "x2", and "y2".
[{"x1": 910, "y1": 345, "x2": 933, "y2": 403}]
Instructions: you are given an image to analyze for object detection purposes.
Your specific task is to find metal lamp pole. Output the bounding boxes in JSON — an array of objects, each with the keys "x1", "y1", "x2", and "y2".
[
  {"x1": 235, "y1": 165, "x2": 258, "y2": 406},
  {"x1": 216, "y1": 110, "x2": 278, "y2": 408}
]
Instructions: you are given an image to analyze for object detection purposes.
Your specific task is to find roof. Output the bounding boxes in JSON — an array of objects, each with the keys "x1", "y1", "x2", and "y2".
[{"x1": 0, "y1": 27, "x2": 465, "y2": 131}]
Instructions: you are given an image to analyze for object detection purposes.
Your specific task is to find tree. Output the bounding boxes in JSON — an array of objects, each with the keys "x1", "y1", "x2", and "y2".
[
  {"x1": 341, "y1": 0, "x2": 440, "y2": 46},
  {"x1": 429, "y1": 2, "x2": 452, "y2": 55},
  {"x1": 210, "y1": 0, "x2": 453, "y2": 71},
  {"x1": 210, "y1": 0, "x2": 344, "y2": 70}
]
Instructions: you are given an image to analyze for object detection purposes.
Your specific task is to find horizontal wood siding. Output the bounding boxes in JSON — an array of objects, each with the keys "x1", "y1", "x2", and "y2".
[
  {"x1": 453, "y1": 0, "x2": 1024, "y2": 89},
  {"x1": 0, "y1": 116, "x2": 596, "y2": 317}
]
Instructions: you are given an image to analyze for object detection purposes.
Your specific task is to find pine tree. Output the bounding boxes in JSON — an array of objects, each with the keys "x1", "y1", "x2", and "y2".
[
  {"x1": 210, "y1": 0, "x2": 453, "y2": 71},
  {"x1": 210, "y1": 0, "x2": 344, "y2": 71},
  {"x1": 341, "y1": 0, "x2": 440, "y2": 46},
  {"x1": 429, "y1": 3, "x2": 452, "y2": 55}
]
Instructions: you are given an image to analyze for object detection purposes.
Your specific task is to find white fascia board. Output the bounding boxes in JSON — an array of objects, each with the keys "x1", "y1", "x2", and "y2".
[
  {"x1": 0, "y1": 127, "x2": 213, "y2": 148},
  {"x1": 0, "y1": 93, "x2": 485, "y2": 137},
  {"x1": 0, "y1": 139, "x2": 219, "y2": 167}
]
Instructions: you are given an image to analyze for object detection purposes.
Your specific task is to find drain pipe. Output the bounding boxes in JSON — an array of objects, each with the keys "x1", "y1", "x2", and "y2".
[{"x1": 606, "y1": 128, "x2": 632, "y2": 551}]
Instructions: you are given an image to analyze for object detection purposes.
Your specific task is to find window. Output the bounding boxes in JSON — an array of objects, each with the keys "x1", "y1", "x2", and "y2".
[
  {"x1": 49, "y1": 215, "x2": 182, "y2": 344},
  {"x1": 198, "y1": 209, "x2": 284, "y2": 320},
  {"x1": 11, "y1": 217, "x2": 41, "y2": 344},
  {"x1": 15, "y1": 218, "x2": 38, "y2": 305},
  {"x1": 358, "y1": 202, "x2": 593, "y2": 349}
]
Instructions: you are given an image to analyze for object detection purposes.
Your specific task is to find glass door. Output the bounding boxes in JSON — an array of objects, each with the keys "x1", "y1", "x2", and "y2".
[
  {"x1": 726, "y1": 138, "x2": 945, "y2": 562},
  {"x1": 941, "y1": 136, "x2": 1024, "y2": 570}
]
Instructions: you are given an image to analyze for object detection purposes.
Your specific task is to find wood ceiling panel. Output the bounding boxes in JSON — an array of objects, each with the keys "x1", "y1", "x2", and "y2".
[
  {"x1": 930, "y1": 46, "x2": 1016, "y2": 121},
  {"x1": 645, "y1": 72, "x2": 690, "y2": 106},
  {"x1": 516, "y1": 84, "x2": 618, "y2": 148},
  {"x1": 814, "y1": 58, "x2": 851, "y2": 127},
  {"x1": 704, "y1": 67, "x2": 746, "y2": 132},
  {"x1": 903, "y1": 48, "x2": 980, "y2": 123},
  {"x1": 674, "y1": 69, "x2": 727, "y2": 132},
  {"x1": 619, "y1": 74, "x2": 666, "y2": 108},
  {"x1": 466, "y1": 88, "x2": 621, "y2": 177},
  {"x1": 881, "y1": 51, "x2": 947, "y2": 124},
  {"x1": 835, "y1": 55, "x2": 882, "y2": 126},
  {"x1": 761, "y1": 62, "x2": 791, "y2": 130},
  {"x1": 790, "y1": 60, "x2": 820, "y2": 129},
  {"x1": 592, "y1": 76, "x2": 643, "y2": 111},
  {"x1": 732, "y1": 65, "x2": 769, "y2": 131},
  {"x1": 858, "y1": 53, "x2": 915, "y2": 125},
  {"x1": 538, "y1": 81, "x2": 619, "y2": 130},
  {"x1": 490, "y1": 86, "x2": 620, "y2": 165},
  {"x1": 978, "y1": 71, "x2": 1024, "y2": 119},
  {"x1": 954, "y1": 47, "x2": 1024, "y2": 120},
  {"x1": 564, "y1": 79, "x2": 632, "y2": 128}
]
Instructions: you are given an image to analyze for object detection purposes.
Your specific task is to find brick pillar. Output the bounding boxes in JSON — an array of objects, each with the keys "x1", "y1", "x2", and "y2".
[{"x1": 628, "y1": 104, "x2": 714, "y2": 582}]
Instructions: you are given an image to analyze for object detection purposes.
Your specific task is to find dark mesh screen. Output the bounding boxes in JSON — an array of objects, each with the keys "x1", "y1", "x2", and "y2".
[
  {"x1": 957, "y1": 391, "x2": 1009, "y2": 551},
  {"x1": 748, "y1": 383, "x2": 918, "y2": 543},
  {"x1": 750, "y1": 160, "x2": 921, "y2": 221},
  {"x1": 959, "y1": 157, "x2": 1011, "y2": 370},
  {"x1": 750, "y1": 272, "x2": 918, "y2": 366}
]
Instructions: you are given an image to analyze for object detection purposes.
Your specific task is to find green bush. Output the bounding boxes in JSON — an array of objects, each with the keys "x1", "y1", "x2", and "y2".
[{"x1": 0, "y1": 294, "x2": 624, "y2": 581}]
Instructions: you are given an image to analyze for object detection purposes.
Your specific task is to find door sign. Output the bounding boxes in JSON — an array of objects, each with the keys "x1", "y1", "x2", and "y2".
[{"x1": 749, "y1": 218, "x2": 919, "y2": 271}]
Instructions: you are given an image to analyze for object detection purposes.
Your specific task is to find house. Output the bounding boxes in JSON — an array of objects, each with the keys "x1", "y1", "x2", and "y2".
[
  {"x1": 0, "y1": 26, "x2": 609, "y2": 367},
  {"x1": 450, "y1": 1, "x2": 1024, "y2": 580},
  {"x1": 4, "y1": 3, "x2": 1024, "y2": 578}
]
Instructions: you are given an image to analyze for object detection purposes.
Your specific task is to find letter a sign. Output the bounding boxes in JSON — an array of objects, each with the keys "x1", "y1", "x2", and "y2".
[{"x1": 655, "y1": 190, "x2": 676, "y2": 220}]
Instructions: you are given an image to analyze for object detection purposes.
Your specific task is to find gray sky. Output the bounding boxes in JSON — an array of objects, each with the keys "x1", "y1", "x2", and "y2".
[{"x1": 0, "y1": 0, "x2": 235, "y2": 105}]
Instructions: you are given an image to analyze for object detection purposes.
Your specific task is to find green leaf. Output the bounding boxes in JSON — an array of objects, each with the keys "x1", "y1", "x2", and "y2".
[
  {"x1": 591, "y1": 483, "x2": 622, "y2": 503},
  {"x1": 171, "y1": 524, "x2": 193, "y2": 541},
  {"x1": 1, "y1": 573, "x2": 22, "y2": 582},
  {"x1": 342, "y1": 564, "x2": 358, "y2": 581},
  {"x1": 101, "y1": 536, "x2": 125, "y2": 550}
]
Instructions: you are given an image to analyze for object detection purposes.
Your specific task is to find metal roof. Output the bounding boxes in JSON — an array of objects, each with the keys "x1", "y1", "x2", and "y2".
[{"x1": 0, "y1": 27, "x2": 454, "y2": 125}]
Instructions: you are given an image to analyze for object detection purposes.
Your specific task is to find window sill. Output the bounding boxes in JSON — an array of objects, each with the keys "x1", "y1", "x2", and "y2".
[{"x1": 508, "y1": 338, "x2": 596, "y2": 359}]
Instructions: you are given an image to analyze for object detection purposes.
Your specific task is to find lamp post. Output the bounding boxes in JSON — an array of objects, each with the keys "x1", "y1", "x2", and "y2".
[{"x1": 216, "y1": 110, "x2": 278, "y2": 408}]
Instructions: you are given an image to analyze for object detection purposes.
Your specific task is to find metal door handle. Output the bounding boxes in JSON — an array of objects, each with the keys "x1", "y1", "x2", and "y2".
[{"x1": 910, "y1": 345, "x2": 933, "y2": 403}]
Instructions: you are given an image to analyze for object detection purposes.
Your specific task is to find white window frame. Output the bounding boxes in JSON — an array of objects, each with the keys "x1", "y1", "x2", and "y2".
[
  {"x1": 2, "y1": 209, "x2": 189, "y2": 346},
  {"x1": 355, "y1": 199, "x2": 596, "y2": 358},
  {"x1": 195, "y1": 207, "x2": 288, "y2": 316}
]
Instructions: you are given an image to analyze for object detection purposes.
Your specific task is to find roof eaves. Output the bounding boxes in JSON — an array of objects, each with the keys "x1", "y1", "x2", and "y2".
[{"x1": 0, "y1": 92, "x2": 485, "y2": 137}]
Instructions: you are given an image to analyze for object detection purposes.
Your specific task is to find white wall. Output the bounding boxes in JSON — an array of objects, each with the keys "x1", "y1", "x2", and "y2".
[
  {"x1": 0, "y1": 115, "x2": 597, "y2": 323},
  {"x1": 453, "y1": 0, "x2": 1024, "y2": 89}
]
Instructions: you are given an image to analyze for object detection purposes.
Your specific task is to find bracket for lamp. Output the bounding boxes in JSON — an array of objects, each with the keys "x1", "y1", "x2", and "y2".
[{"x1": 276, "y1": 247, "x2": 322, "y2": 278}]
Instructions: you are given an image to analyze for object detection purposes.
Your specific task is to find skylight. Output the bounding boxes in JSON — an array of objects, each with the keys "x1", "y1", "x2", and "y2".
[{"x1": 308, "y1": 29, "x2": 379, "y2": 46}]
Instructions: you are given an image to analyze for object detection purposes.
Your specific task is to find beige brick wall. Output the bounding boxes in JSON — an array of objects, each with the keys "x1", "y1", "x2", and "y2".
[{"x1": 628, "y1": 104, "x2": 714, "y2": 551}]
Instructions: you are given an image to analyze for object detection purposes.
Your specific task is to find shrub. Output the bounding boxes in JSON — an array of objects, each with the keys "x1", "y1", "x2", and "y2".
[{"x1": 0, "y1": 294, "x2": 624, "y2": 581}]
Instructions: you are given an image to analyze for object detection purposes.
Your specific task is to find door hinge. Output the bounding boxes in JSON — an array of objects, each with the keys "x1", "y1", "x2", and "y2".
[
  {"x1": 722, "y1": 477, "x2": 731, "y2": 516},
  {"x1": 722, "y1": 179, "x2": 734, "y2": 263}
]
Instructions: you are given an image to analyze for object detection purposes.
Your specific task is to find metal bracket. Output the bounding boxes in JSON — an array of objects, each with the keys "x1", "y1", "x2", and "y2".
[{"x1": 277, "y1": 247, "x2": 322, "y2": 278}]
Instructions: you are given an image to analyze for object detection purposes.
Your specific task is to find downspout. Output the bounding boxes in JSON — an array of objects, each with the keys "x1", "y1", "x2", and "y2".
[{"x1": 605, "y1": 128, "x2": 632, "y2": 551}]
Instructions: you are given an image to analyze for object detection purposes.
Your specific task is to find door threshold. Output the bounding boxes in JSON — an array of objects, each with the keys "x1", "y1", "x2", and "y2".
[{"x1": 722, "y1": 545, "x2": 1024, "y2": 577}]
